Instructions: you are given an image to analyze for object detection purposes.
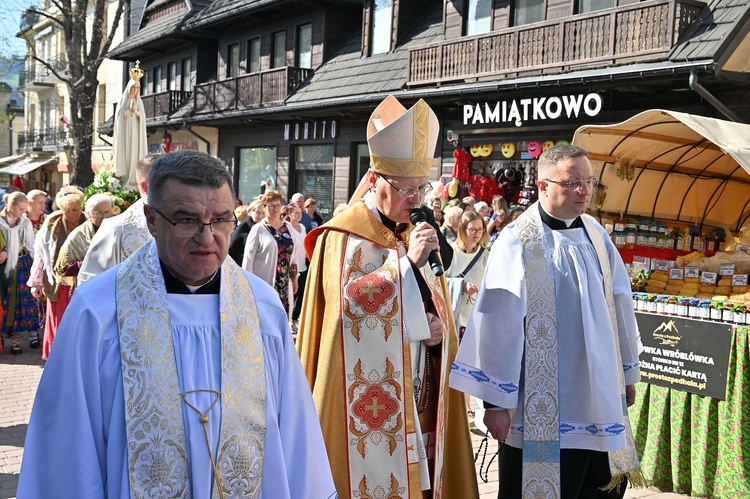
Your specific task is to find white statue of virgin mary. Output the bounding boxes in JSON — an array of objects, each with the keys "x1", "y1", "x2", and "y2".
[{"x1": 113, "y1": 61, "x2": 148, "y2": 190}]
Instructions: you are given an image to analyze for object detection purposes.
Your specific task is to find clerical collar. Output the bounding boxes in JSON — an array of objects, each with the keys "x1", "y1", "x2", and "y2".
[
  {"x1": 538, "y1": 204, "x2": 583, "y2": 230},
  {"x1": 379, "y1": 211, "x2": 409, "y2": 236},
  {"x1": 363, "y1": 191, "x2": 409, "y2": 236},
  {"x1": 159, "y1": 259, "x2": 221, "y2": 294}
]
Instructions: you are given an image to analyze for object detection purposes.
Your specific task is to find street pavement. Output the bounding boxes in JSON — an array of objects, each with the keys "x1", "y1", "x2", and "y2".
[{"x1": 1, "y1": 344, "x2": 689, "y2": 498}]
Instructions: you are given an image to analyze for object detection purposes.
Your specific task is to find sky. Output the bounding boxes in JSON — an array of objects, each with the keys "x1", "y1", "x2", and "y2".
[{"x1": 0, "y1": 0, "x2": 37, "y2": 58}]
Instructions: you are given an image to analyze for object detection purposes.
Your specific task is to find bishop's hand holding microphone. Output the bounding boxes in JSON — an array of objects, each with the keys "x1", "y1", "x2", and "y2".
[{"x1": 409, "y1": 206, "x2": 445, "y2": 276}]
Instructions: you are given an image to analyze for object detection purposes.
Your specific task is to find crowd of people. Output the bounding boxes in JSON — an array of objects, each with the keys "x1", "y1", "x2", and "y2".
[
  {"x1": 14, "y1": 95, "x2": 646, "y2": 499},
  {"x1": 0, "y1": 185, "x2": 115, "y2": 356}
]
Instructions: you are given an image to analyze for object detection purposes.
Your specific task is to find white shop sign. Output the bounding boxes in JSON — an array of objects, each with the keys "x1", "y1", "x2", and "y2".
[{"x1": 463, "y1": 93, "x2": 604, "y2": 127}]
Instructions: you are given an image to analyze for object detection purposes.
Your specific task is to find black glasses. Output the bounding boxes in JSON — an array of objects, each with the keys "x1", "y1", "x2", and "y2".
[
  {"x1": 542, "y1": 177, "x2": 599, "y2": 191},
  {"x1": 148, "y1": 205, "x2": 237, "y2": 238},
  {"x1": 379, "y1": 174, "x2": 433, "y2": 198}
]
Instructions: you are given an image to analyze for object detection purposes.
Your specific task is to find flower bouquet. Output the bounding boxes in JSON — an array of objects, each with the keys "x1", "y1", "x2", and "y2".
[{"x1": 84, "y1": 169, "x2": 140, "y2": 215}]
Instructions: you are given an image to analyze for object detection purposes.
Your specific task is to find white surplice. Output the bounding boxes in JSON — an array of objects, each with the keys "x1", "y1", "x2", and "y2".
[
  {"x1": 450, "y1": 214, "x2": 642, "y2": 452},
  {"x1": 18, "y1": 265, "x2": 336, "y2": 498}
]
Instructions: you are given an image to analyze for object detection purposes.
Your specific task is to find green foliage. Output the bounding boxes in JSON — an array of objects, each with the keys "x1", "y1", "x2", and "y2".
[{"x1": 83, "y1": 169, "x2": 139, "y2": 215}]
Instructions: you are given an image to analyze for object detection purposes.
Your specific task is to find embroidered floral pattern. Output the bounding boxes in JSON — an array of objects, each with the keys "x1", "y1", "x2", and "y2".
[
  {"x1": 355, "y1": 474, "x2": 404, "y2": 499},
  {"x1": 348, "y1": 358, "x2": 403, "y2": 458},
  {"x1": 343, "y1": 248, "x2": 399, "y2": 342}
]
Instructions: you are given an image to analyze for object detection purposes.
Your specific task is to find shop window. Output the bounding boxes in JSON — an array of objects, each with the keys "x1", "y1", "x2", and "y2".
[
  {"x1": 466, "y1": 0, "x2": 492, "y2": 36},
  {"x1": 181, "y1": 57, "x2": 191, "y2": 91},
  {"x1": 578, "y1": 0, "x2": 613, "y2": 13},
  {"x1": 153, "y1": 65, "x2": 162, "y2": 93},
  {"x1": 513, "y1": 0, "x2": 545, "y2": 26},
  {"x1": 227, "y1": 43, "x2": 240, "y2": 78},
  {"x1": 371, "y1": 0, "x2": 393, "y2": 55},
  {"x1": 272, "y1": 31, "x2": 286, "y2": 69},
  {"x1": 167, "y1": 61, "x2": 177, "y2": 91},
  {"x1": 294, "y1": 144, "x2": 333, "y2": 219},
  {"x1": 247, "y1": 37, "x2": 261, "y2": 73},
  {"x1": 296, "y1": 23, "x2": 312, "y2": 69},
  {"x1": 237, "y1": 146, "x2": 277, "y2": 202},
  {"x1": 351, "y1": 143, "x2": 370, "y2": 195}
]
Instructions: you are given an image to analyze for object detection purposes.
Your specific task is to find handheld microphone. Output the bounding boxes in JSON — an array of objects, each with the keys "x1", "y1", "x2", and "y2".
[{"x1": 409, "y1": 207, "x2": 444, "y2": 277}]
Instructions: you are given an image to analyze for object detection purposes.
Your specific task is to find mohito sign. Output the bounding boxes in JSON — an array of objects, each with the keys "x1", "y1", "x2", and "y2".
[{"x1": 463, "y1": 93, "x2": 603, "y2": 127}]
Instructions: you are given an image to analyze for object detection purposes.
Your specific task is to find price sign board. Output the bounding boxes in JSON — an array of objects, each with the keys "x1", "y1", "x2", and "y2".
[{"x1": 636, "y1": 313, "x2": 732, "y2": 399}]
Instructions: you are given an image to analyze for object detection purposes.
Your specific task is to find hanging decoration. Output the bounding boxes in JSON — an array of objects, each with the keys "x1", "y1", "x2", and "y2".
[
  {"x1": 468, "y1": 174, "x2": 501, "y2": 204},
  {"x1": 527, "y1": 140, "x2": 543, "y2": 159},
  {"x1": 448, "y1": 179, "x2": 459, "y2": 198},
  {"x1": 469, "y1": 144, "x2": 494, "y2": 158},
  {"x1": 614, "y1": 154, "x2": 636, "y2": 181},
  {"x1": 452, "y1": 147, "x2": 473, "y2": 183},
  {"x1": 542, "y1": 140, "x2": 555, "y2": 152},
  {"x1": 594, "y1": 182, "x2": 608, "y2": 210},
  {"x1": 501, "y1": 142, "x2": 515, "y2": 158}
]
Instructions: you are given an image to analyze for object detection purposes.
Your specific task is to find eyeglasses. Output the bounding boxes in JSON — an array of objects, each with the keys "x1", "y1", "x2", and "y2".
[
  {"x1": 542, "y1": 177, "x2": 599, "y2": 191},
  {"x1": 148, "y1": 205, "x2": 237, "y2": 238},
  {"x1": 265, "y1": 203, "x2": 282, "y2": 209},
  {"x1": 466, "y1": 227, "x2": 484, "y2": 234},
  {"x1": 89, "y1": 210, "x2": 112, "y2": 218},
  {"x1": 379, "y1": 174, "x2": 433, "y2": 198}
]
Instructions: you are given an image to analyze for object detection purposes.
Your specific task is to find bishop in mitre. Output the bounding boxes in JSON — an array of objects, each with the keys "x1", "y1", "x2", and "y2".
[{"x1": 297, "y1": 95, "x2": 479, "y2": 498}]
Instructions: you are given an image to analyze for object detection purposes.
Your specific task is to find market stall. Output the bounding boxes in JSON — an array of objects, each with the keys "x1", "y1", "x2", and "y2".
[{"x1": 572, "y1": 110, "x2": 750, "y2": 496}]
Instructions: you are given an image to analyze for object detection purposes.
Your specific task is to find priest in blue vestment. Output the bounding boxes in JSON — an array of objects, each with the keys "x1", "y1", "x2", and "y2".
[{"x1": 18, "y1": 150, "x2": 336, "y2": 499}]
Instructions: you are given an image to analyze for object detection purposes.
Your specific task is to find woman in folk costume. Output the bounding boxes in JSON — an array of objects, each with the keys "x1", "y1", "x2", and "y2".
[
  {"x1": 28, "y1": 186, "x2": 87, "y2": 359},
  {"x1": 113, "y1": 61, "x2": 147, "y2": 191},
  {"x1": 25, "y1": 189, "x2": 48, "y2": 234},
  {"x1": 54, "y1": 194, "x2": 114, "y2": 288},
  {"x1": 0, "y1": 192, "x2": 39, "y2": 354},
  {"x1": 242, "y1": 190, "x2": 298, "y2": 318},
  {"x1": 297, "y1": 95, "x2": 479, "y2": 498}
]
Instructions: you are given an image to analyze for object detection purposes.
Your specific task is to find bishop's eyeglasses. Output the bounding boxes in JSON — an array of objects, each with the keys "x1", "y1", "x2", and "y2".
[{"x1": 379, "y1": 174, "x2": 433, "y2": 198}]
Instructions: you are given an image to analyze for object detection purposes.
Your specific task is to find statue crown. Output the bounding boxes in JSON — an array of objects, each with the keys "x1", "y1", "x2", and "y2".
[{"x1": 129, "y1": 60, "x2": 144, "y2": 81}]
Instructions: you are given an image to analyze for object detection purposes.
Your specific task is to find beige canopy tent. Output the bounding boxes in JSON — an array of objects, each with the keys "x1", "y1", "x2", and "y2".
[{"x1": 572, "y1": 109, "x2": 750, "y2": 244}]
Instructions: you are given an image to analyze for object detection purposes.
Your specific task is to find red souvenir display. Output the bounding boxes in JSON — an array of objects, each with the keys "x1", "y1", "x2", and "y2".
[{"x1": 452, "y1": 147, "x2": 472, "y2": 182}]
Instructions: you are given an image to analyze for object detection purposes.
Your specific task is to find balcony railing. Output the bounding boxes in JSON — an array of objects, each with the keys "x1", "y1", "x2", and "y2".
[
  {"x1": 407, "y1": 0, "x2": 705, "y2": 86},
  {"x1": 19, "y1": 56, "x2": 69, "y2": 87},
  {"x1": 141, "y1": 90, "x2": 192, "y2": 120},
  {"x1": 18, "y1": 127, "x2": 70, "y2": 152},
  {"x1": 194, "y1": 66, "x2": 312, "y2": 115}
]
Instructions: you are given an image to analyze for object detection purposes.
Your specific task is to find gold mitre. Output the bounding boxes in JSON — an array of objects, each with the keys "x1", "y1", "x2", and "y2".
[
  {"x1": 367, "y1": 95, "x2": 439, "y2": 178},
  {"x1": 129, "y1": 60, "x2": 144, "y2": 81}
]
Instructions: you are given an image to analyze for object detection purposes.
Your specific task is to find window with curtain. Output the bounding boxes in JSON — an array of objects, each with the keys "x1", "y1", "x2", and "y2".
[
  {"x1": 297, "y1": 23, "x2": 312, "y2": 69},
  {"x1": 578, "y1": 0, "x2": 614, "y2": 13},
  {"x1": 272, "y1": 31, "x2": 286, "y2": 68},
  {"x1": 247, "y1": 38, "x2": 261, "y2": 73},
  {"x1": 514, "y1": 0, "x2": 545, "y2": 26},
  {"x1": 167, "y1": 61, "x2": 176, "y2": 91},
  {"x1": 371, "y1": 0, "x2": 393, "y2": 55},
  {"x1": 181, "y1": 57, "x2": 191, "y2": 91},
  {"x1": 153, "y1": 65, "x2": 162, "y2": 93},
  {"x1": 466, "y1": 0, "x2": 492, "y2": 36},
  {"x1": 227, "y1": 44, "x2": 240, "y2": 78}
]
